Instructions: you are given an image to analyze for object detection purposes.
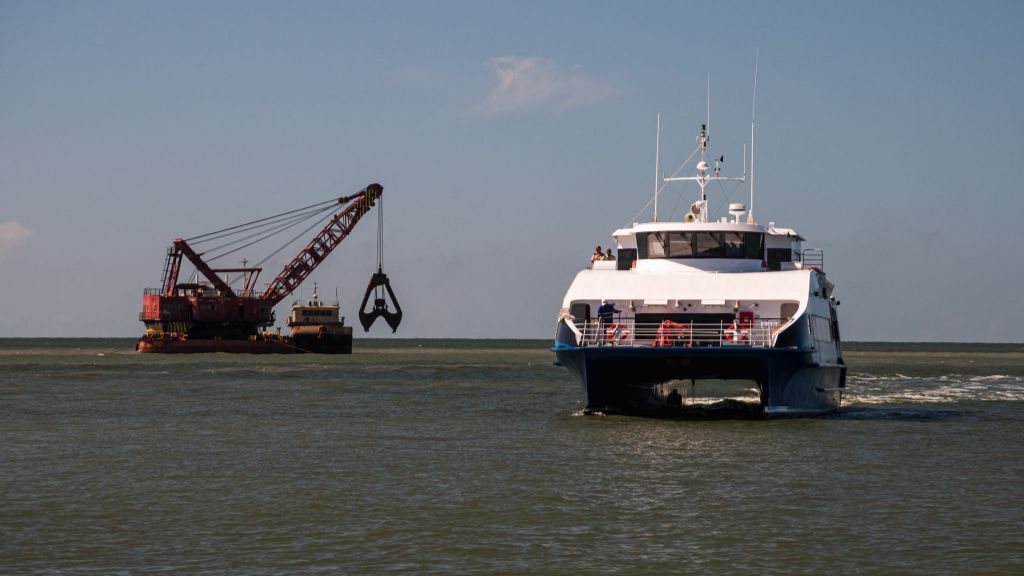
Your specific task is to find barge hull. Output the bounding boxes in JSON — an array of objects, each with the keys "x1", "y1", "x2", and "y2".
[{"x1": 136, "y1": 333, "x2": 352, "y2": 354}]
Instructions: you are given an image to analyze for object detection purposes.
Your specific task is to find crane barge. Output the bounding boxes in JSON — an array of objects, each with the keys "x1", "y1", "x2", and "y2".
[{"x1": 137, "y1": 183, "x2": 401, "y2": 353}]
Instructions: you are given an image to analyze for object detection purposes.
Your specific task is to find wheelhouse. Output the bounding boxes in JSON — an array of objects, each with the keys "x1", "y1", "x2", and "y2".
[{"x1": 637, "y1": 229, "x2": 764, "y2": 259}]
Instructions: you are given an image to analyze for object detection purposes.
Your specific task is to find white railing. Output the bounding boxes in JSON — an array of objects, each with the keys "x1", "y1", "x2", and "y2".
[{"x1": 573, "y1": 318, "x2": 784, "y2": 348}]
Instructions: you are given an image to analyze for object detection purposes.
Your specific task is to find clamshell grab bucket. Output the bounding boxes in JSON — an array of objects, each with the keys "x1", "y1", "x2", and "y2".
[{"x1": 359, "y1": 269, "x2": 402, "y2": 332}]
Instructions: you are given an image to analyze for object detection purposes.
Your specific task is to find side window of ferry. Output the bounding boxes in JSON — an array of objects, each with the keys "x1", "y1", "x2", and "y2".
[
  {"x1": 667, "y1": 232, "x2": 694, "y2": 257},
  {"x1": 813, "y1": 316, "x2": 833, "y2": 342},
  {"x1": 744, "y1": 232, "x2": 764, "y2": 259},
  {"x1": 636, "y1": 233, "x2": 649, "y2": 258},
  {"x1": 694, "y1": 232, "x2": 724, "y2": 257}
]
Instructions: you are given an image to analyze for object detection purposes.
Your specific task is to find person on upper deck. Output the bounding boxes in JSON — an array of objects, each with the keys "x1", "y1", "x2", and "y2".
[
  {"x1": 591, "y1": 246, "x2": 603, "y2": 263},
  {"x1": 604, "y1": 248, "x2": 614, "y2": 261}
]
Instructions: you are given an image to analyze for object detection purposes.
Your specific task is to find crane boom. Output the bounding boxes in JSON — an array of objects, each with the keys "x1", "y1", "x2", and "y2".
[{"x1": 260, "y1": 183, "x2": 382, "y2": 305}]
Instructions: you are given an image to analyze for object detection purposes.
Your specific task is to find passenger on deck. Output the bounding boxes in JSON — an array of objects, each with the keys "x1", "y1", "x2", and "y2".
[
  {"x1": 591, "y1": 246, "x2": 603, "y2": 263},
  {"x1": 597, "y1": 299, "x2": 618, "y2": 326},
  {"x1": 604, "y1": 248, "x2": 614, "y2": 261},
  {"x1": 597, "y1": 299, "x2": 620, "y2": 344}
]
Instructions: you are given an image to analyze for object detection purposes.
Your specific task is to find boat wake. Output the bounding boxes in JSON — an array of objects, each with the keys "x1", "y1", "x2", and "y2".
[
  {"x1": 569, "y1": 398, "x2": 768, "y2": 420},
  {"x1": 845, "y1": 373, "x2": 1024, "y2": 405}
]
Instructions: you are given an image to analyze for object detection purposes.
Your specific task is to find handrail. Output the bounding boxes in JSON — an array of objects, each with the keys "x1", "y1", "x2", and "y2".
[
  {"x1": 801, "y1": 248, "x2": 824, "y2": 269},
  {"x1": 571, "y1": 317, "x2": 786, "y2": 348},
  {"x1": 143, "y1": 287, "x2": 266, "y2": 299}
]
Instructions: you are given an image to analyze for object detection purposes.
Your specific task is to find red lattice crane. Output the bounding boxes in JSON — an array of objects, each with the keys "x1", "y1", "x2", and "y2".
[{"x1": 139, "y1": 183, "x2": 401, "y2": 345}]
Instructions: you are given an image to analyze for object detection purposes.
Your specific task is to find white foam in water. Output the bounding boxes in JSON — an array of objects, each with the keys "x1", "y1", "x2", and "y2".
[
  {"x1": 969, "y1": 375, "x2": 1017, "y2": 382},
  {"x1": 686, "y1": 394, "x2": 762, "y2": 405},
  {"x1": 845, "y1": 373, "x2": 1024, "y2": 405}
]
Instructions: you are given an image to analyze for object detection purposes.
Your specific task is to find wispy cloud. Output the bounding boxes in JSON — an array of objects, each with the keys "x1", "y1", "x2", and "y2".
[
  {"x1": 0, "y1": 221, "x2": 32, "y2": 260},
  {"x1": 478, "y1": 56, "x2": 613, "y2": 116}
]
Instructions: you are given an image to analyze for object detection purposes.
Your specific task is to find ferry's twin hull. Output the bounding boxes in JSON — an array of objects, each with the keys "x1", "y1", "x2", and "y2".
[{"x1": 554, "y1": 342, "x2": 845, "y2": 416}]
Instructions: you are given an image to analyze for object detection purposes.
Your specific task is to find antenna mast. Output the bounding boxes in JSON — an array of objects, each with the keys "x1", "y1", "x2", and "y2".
[
  {"x1": 748, "y1": 51, "x2": 759, "y2": 224},
  {"x1": 706, "y1": 75, "x2": 711, "y2": 140},
  {"x1": 663, "y1": 77, "x2": 745, "y2": 222},
  {"x1": 653, "y1": 113, "x2": 661, "y2": 222},
  {"x1": 701, "y1": 77, "x2": 711, "y2": 216}
]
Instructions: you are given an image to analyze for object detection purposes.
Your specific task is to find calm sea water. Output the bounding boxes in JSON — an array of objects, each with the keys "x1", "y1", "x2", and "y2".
[{"x1": 1, "y1": 339, "x2": 1022, "y2": 574}]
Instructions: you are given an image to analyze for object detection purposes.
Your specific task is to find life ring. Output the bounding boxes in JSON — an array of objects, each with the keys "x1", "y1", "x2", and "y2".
[{"x1": 605, "y1": 323, "x2": 630, "y2": 341}]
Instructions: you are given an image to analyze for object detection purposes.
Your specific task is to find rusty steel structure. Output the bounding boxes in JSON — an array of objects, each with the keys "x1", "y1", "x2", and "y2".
[{"x1": 139, "y1": 183, "x2": 401, "y2": 349}]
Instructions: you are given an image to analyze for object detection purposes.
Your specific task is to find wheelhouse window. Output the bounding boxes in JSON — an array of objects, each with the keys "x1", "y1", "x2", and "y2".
[
  {"x1": 694, "y1": 232, "x2": 724, "y2": 257},
  {"x1": 668, "y1": 233, "x2": 694, "y2": 257},
  {"x1": 722, "y1": 232, "x2": 746, "y2": 258},
  {"x1": 644, "y1": 231, "x2": 667, "y2": 258},
  {"x1": 636, "y1": 231, "x2": 764, "y2": 259}
]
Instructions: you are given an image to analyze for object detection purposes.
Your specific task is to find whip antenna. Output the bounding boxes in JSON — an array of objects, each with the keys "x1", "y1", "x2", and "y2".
[
  {"x1": 749, "y1": 50, "x2": 759, "y2": 224},
  {"x1": 653, "y1": 113, "x2": 661, "y2": 222}
]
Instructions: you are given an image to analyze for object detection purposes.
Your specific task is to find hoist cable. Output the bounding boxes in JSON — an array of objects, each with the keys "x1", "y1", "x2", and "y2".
[
  {"x1": 253, "y1": 208, "x2": 339, "y2": 269},
  {"x1": 201, "y1": 205, "x2": 335, "y2": 259},
  {"x1": 186, "y1": 197, "x2": 339, "y2": 243},
  {"x1": 377, "y1": 193, "x2": 384, "y2": 269},
  {"x1": 189, "y1": 203, "x2": 335, "y2": 246},
  {"x1": 205, "y1": 205, "x2": 335, "y2": 265}
]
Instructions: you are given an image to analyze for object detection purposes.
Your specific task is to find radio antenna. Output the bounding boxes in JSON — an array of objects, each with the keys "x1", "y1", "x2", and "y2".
[
  {"x1": 653, "y1": 113, "x2": 661, "y2": 222},
  {"x1": 706, "y1": 76, "x2": 711, "y2": 143},
  {"x1": 748, "y1": 51, "x2": 759, "y2": 224}
]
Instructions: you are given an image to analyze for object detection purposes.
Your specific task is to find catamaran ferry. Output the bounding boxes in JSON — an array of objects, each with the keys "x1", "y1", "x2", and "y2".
[{"x1": 553, "y1": 114, "x2": 845, "y2": 416}]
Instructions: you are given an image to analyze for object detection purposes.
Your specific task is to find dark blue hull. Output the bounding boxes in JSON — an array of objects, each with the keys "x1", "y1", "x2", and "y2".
[{"x1": 554, "y1": 344, "x2": 845, "y2": 416}]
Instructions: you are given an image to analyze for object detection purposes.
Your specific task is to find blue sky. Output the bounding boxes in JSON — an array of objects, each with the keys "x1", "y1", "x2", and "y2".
[{"x1": 1, "y1": 1, "x2": 1022, "y2": 341}]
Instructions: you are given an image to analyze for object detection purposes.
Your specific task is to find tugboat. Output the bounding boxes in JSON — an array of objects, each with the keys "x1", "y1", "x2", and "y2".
[
  {"x1": 553, "y1": 107, "x2": 845, "y2": 416},
  {"x1": 286, "y1": 284, "x2": 353, "y2": 354}
]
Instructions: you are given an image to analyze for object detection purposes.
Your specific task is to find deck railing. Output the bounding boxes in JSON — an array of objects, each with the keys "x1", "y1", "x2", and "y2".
[
  {"x1": 801, "y1": 249, "x2": 824, "y2": 269},
  {"x1": 572, "y1": 317, "x2": 785, "y2": 348},
  {"x1": 142, "y1": 287, "x2": 266, "y2": 299}
]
